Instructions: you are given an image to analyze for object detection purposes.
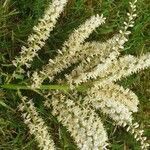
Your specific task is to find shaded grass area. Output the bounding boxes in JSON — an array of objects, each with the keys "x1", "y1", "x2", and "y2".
[{"x1": 0, "y1": 0, "x2": 149, "y2": 149}]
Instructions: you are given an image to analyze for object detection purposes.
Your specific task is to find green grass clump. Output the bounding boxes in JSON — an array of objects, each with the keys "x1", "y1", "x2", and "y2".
[{"x1": 0, "y1": 0, "x2": 149, "y2": 149}]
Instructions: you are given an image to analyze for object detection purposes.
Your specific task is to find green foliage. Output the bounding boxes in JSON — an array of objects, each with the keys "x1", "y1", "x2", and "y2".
[{"x1": 0, "y1": 0, "x2": 149, "y2": 149}]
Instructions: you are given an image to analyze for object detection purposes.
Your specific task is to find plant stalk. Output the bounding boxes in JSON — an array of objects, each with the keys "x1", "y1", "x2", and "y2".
[{"x1": 0, "y1": 84, "x2": 87, "y2": 92}]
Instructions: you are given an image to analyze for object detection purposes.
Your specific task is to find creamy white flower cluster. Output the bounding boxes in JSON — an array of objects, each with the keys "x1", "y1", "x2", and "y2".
[
  {"x1": 12, "y1": 0, "x2": 150, "y2": 149},
  {"x1": 83, "y1": 87, "x2": 133, "y2": 125},
  {"x1": 82, "y1": 80, "x2": 149, "y2": 150},
  {"x1": 45, "y1": 93, "x2": 108, "y2": 150},
  {"x1": 18, "y1": 96, "x2": 55, "y2": 150},
  {"x1": 31, "y1": 14, "x2": 106, "y2": 88},
  {"x1": 91, "y1": 53, "x2": 150, "y2": 88},
  {"x1": 86, "y1": 83, "x2": 139, "y2": 112},
  {"x1": 65, "y1": 34, "x2": 124, "y2": 85},
  {"x1": 12, "y1": 0, "x2": 68, "y2": 69},
  {"x1": 66, "y1": 0, "x2": 138, "y2": 87},
  {"x1": 67, "y1": 53, "x2": 150, "y2": 91}
]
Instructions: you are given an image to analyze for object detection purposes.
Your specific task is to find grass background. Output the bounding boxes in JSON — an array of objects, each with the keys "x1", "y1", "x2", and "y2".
[{"x1": 0, "y1": 0, "x2": 150, "y2": 149}]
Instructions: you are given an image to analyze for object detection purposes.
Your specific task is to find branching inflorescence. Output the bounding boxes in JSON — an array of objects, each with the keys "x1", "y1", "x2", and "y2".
[{"x1": 5, "y1": 0, "x2": 150, "y2": 149}]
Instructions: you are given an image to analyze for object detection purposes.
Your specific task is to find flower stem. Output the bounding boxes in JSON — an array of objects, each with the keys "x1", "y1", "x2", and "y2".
[{"x1": 0, "y1": 84, "x2": 87, "y2": 92}]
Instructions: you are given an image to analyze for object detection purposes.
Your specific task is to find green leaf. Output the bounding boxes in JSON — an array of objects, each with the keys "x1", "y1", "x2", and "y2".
[{"x1": 0, "y1": 100, "x2": 14, "y2": 112}]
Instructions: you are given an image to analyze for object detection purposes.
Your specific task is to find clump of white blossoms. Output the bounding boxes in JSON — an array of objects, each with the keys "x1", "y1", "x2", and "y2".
[
  {"x1": 12, "y1": 0, "x2": 68, "y2": 69},
  {"x1": 5, "y1": 0, "x2": 150, "y2": 149},
  {"x1": 18, "y1": 96, "x2": 56, "y2": 150}
]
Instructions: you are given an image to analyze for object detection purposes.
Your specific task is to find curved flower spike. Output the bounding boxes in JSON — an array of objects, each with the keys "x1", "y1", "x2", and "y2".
[
  {"x1": 12, "y1": 0, "x2": 68, "y2": 69},
  {"x1": 86, "y1": 83, "x2": 139, "y2": 112},
  {"x1": 18, "y1": 96, "x2": 55, "y2": 150},
  {"x1": 83, "y1": 89, "x2": 133, "y2": 125},
  {"x1": 93, "y1": 53, "x2": 150, "y2": 88}
]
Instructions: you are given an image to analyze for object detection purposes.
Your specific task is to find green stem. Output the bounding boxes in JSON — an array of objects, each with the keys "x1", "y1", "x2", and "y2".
[{"x1": 0, "y1": 84, "x2": 87, "y2": 92}]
